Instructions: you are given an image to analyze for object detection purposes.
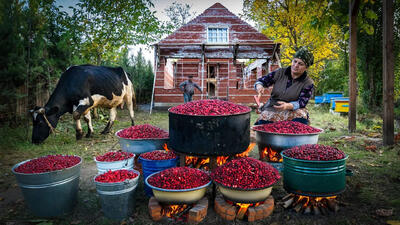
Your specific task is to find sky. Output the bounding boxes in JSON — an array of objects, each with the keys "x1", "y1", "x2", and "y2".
[
  {"x1": 135, "y1": 0, "x2": 250, "y2": 65},
  {"x1": 56, "y1": 0, "x2": 251, "y2": 65}
]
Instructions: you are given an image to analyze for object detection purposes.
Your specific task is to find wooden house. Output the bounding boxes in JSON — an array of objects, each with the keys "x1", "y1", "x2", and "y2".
[{"x1": 151, "y1": 3, "x2": 280, "y2": 109}]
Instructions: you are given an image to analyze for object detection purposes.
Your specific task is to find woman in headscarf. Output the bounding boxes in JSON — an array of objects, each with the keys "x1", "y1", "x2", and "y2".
[{"x1": 254, "y1": 47, "x2": 314, "y2": 125}]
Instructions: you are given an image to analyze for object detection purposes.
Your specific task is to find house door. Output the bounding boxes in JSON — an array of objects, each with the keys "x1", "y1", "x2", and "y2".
[{"x1": 207, "y1": 65, "x2": 217, "y2": 98}]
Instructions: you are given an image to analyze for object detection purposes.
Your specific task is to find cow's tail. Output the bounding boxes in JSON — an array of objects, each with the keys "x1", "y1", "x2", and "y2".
[{"x1": 131, "y1": 84, "x2": 136, "y2": 109}]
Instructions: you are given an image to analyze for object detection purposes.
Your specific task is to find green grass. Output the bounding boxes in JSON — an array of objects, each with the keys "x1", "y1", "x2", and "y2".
[{"x1": 1, "y1": 105, "x2": 400, "y2": 224}]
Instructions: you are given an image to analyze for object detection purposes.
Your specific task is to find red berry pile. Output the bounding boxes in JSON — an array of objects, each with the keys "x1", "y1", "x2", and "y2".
[
  {"x1": 117, "y1": 124, "x2": 169, "y2": 139},
  {"x1": 253, "y1": 121, "x2": 322, "y2": 134},
  {"x1": 147, "y1": 167, "x2": 210, "y2": 190},
  {"x1": 14, "y1": 155, "x2": 81, "y2": 174},
  {"x1": 283, "y1": 144, "x2": 346, "y2": 161},
  {"x1": 211, "y1": 157, "x2": 280, "y2": 189},
  {"x1": 169, "y1": 99, "x2": 250, "y2": 116},
  {"x1": 140, "y1": 150, "x2": 177, "y2": 160},
  {"x1": 95, "y1": 151, "x2": 134, "y2": 162},
  {"x1": 95, "y1": 169, "x2": 138, "y2": 183}
]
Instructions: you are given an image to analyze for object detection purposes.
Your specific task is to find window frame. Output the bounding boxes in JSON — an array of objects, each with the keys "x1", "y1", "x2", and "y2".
[{"x1": 207, "y1": 27, "x2": 229, "y2": 44}]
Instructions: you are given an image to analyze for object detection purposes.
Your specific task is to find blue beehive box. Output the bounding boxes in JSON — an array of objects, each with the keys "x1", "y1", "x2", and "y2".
[
  {"x1": 323, "y1": 92, "x2": 343, "y2": 103},
  {"x1": 314, "y1": 96, "x2": 323, "y2": 104}
]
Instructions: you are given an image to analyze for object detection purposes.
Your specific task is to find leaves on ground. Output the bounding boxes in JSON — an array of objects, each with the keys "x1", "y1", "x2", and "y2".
[{"x1": 375, "y1": 208, "x2": 393, "y2": 217}]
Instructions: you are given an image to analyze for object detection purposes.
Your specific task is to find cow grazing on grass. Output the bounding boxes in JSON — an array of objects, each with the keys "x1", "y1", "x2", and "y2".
[{"x1": 30, "y1": 65, "x2": 135, "y2": 144}]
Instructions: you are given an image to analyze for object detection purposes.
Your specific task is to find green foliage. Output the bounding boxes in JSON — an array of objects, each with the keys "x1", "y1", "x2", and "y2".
[
  {"x1": 0, "y1": 0, "x2": 171, "y2": 125},
  {"x1": 316, "y1": 57, "x2": 348, "y2": 95},
  {"x1": 0, "y1": 0, "x2": 78, "y2": 123},
  {"x1": 104, "y1": 47, "x2": 155, "y2": 104},
  {"x1": 243, "y1": 0, "x2": 343, "y2": 85},
  {"x1": 69, "y1": 0, "x2": 165, "y2": 65}
]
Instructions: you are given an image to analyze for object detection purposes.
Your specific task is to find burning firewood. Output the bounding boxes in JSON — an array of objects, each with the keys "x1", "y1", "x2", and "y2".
[{"x1": 280, "y1": 194, "x2": 340, "y2": 215}]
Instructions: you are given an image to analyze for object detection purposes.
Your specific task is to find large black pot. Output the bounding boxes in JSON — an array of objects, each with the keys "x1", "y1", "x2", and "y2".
[{"x1": 168, "y1": 110, "x2": 250, "y2": 156}]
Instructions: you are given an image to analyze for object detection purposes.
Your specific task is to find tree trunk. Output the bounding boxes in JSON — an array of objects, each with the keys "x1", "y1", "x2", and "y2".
[{"x1": 348, "y1": 0, "x2": 360, "y2": 133}]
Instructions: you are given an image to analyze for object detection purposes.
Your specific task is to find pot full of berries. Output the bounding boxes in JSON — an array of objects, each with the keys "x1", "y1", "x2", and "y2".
[
  {"x1": 145, "y1": 167, "x2": 211, "y2": 204},
  {"x1": 281, "y1": 144, "x2": 352, "y2": 197},
  {"x1": 11, "y1": 155, "x2": 82, "y2": 217},
  {"x1": 211, "y1": 157, "x2": 281, "y2": 203},
  {"x1": 94, "y1": 169, "x2": 140, "y2": 220},
  {"x1": 168, "y1": 99, "x2": 251, "y2": 156},
  {"x1": 252, "y1": 121, "x2": 323, "y2": 151},
  {"x1": 116, "y1": 124, "x2": 169, "y2": 154},
  {"x1": 94, "y1": 151, "x2": 135, "y2": 174}
]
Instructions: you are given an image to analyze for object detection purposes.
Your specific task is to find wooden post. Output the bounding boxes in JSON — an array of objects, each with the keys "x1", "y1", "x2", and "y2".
[
  {"x1": 383, "y1": 0, "x2": 394, "y2": 145},
  {"x1": 348, "y1": 0, "x2": 360, "y2": 133},
  {"x1": 150, "y1": 45, "x2": 158, "y2": 114}
]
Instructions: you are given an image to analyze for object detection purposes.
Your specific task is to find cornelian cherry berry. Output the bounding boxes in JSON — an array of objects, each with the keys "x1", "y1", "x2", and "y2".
[
  {"x1": 211, "y1": 157, "x2": 280, "y2": 189},
  {"x1": 253, "y1": 121, "x2": 321, "y2": 134},
  {"x1": 147, "y1": 167, "x2": 210, "y2": 190},
  {"x1": 283, "y1": 144, "x2": 345, "y2": 161},
  {"x1": 169, "y1": 99, "x2": 250, "y2": 116},
  {"x1": 95, "y1": 151, "x2": 134, "y2": 162},
  {"x1": 140, "y1": 150, "x2": 177, "y2": 160},
  {"x1": 95, "y1": 169, "x2": 138, "y2": 183},
  {"x1": 117, "y1": 124, "x2": 169, "y2": 139},
  {"x1": 14, "y1": 155, "x2": 81, "y2": 174}
]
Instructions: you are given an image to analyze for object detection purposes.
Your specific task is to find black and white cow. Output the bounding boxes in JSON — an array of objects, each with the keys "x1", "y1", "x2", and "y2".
[{"x1": 31, "y1": 65, "x2": 135, "y2": 144}]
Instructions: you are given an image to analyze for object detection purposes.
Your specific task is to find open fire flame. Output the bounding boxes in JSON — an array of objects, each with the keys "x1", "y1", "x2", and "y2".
[
  {"x1": 163, "y1": 143, "x2": 169, "y2": 152},
  {"x1": 260, "y1": 147, "x2": 283, "y2": 162},
  {"x1": 162, "y1": 204, "x2": 189, "y2": 219},
  {"x1": 185, "y1": 143, "x2": 256, "y2": 169},
  {"x1": 226, "y1": 200, "x2": 263, "y2": 220},
  {"x1": 295, "y1": 195, "x2": 337, "y2": 208}
]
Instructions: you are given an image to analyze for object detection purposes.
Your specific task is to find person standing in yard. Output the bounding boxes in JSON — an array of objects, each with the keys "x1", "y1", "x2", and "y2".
[
  {"x1": 254, "y1": 47, "x2": 314, "y2": 125},
  {"x1": 179, "y1": 75, "x2": 202, "y2": 103}
]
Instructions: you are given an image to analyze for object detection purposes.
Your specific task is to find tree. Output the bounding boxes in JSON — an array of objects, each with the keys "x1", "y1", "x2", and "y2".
[
  {"x1": 243, "y1": 0, "x2": 342, "y2": 85},
  {"x1": 116, "y1": 48, "x2": 154, "y2": 104},
  {"x1": 70, "y1": 0, "x2": 164, "y2": 65},
  {"x1": 0, "y1": 0, "x2": 77, "y2": 123},
  {"x1": 164, "y1": 1, "x2": 196, "y2": 33}
]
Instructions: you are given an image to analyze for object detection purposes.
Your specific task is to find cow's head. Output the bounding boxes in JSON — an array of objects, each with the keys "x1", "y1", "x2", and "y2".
[{"x1": 30, "y1": 106, "x2": 59, "y2": 144}]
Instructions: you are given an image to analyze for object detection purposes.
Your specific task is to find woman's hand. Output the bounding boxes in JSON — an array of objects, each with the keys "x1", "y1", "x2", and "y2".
[
  {"x1": 256, "y1": 84, "x2": 264, "y2": 95},
  {"x1": 273, "y1": 101, "x2": 294, "y2": 111}
]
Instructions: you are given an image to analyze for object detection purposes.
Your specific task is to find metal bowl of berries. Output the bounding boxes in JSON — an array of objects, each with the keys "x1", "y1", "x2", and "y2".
[
  {"x1": 145, "y1": 170, "x2": 212, "y2": 204},
  {"x1": 115, "y1": 131, "x2": 169, "y2": 154},
  {"x1": 214, "y1": 181, "x2": 276, "y2": 203},
  {"x1": 252, "y1": 122, "x2": 323, "y2": 151}
]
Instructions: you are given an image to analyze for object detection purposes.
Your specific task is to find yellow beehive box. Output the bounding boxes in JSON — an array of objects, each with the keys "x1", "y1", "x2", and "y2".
[{"x1": 334, "y1": 100, "x2": 349, "y2": 112}]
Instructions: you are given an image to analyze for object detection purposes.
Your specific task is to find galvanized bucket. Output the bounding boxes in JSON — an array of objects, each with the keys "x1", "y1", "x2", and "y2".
[
  {"x1": 94, "y1": 155, "x2": 134, "y2": 174},
  {"x1": 115, "y1": 130, "x2": 168, "y2": 154},
  {"x1": 94, "y1": 169, "x2": 140, "y2": 220},
  {"x1": 11, "y1": 156, "x2": 82, "y2": 217},
  {"x1": 281, "y1": 152, "x2": 351, "y2": 197}
]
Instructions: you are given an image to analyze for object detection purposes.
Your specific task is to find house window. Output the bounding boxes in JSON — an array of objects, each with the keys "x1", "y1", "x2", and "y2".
[{"x1": 207, "y1": 28, "x2": 228, "y2": 43}]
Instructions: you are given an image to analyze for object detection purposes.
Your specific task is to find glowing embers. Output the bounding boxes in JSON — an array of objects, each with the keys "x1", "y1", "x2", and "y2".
[
  {"x1": 184, "y1": 143, "x2": 256, "y2": 169},
  {"x1": 259, "y1": 147, "x2": 283, "y2": 162},
  {"x1": 149, "y1": 197, "x2": 208, "y2": 223},
  {"x1": 282, "y1": 194, "x2": 339, "y2": 215},
  {"x1": 215, "y1": 194, "x2": 274, "y2": 222}
]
